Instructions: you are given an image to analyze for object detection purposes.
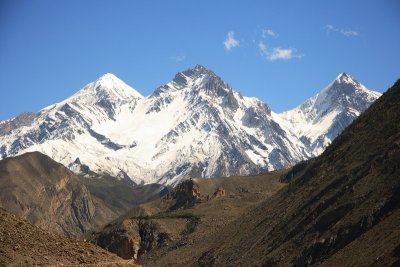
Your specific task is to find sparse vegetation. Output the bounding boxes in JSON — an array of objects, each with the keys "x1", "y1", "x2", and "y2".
[{"x1": 182, "y1": 214, "x2": 201, "y2": 235}]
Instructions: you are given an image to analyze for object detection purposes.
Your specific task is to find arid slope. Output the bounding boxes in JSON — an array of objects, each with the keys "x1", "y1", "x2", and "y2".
[
  {"x1": 0, "y1": 152, "x2": 166, "y2": 237},
  {"x1": 0, "y1": 207, "x2": 137, "y2": 266},
  {"x1": 193, "y1": 79, "x2": 400, "y2": 266},
  {"x1": 89, "y1": 172, "x2": 286, "y2": 264}
]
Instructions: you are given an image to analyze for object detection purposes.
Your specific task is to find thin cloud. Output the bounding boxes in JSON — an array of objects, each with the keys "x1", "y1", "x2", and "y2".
[
  {"x1": 171, "y1": 53, "x2": 186, "y2": 62},
  {"x1": 258, "y1": 41, "x2": 303, "y2": 61},
  {"x1": 340, "y1": 29, "x2": 358, "y2": 37},
  {"x1": 326, "y1": 24, "x2": 358, "y2": 37},
  {"x1": 262, "y1": 28, "x2": 277, "y2": 38},
  {"x1": 224, "y1": 31, "x2": 239, "y2": 51}
]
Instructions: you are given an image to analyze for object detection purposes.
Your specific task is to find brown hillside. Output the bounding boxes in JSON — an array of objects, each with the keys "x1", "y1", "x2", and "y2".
[
  {"x1": 0, "y1": 207, "x2": 137, "y2": 266},
  {"x1": 88, "y1": 172, "x2": 286, "y2": 264},
  {"x1": 0, "y1": 152, "x2": 166, "y2": 237}
]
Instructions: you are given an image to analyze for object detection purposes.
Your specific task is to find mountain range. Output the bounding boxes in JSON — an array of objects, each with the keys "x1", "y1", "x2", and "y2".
[
  {"x1": 87, "y1": 79, "x2": 400, "y2": 266},
  {"x1": 0, "y1": 65, "x2": 381, "y2": 185}
]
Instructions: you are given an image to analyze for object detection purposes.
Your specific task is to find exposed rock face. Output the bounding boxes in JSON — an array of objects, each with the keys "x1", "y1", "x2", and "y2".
[
  {"x1": 91, "y1": 218, "x2": 170, "y2": 260},
  {"x1": 0, "y1": 112, "x2": 36, "y2": 137},
  {"x1": 138, "y1": 220, "x2": 170, "y2": 256},
  {"x1": 94, "y1": 220, "x2": 141, "y2": 260},
  {"x1": 166, "y1": 179, "x2": 201, "y2": 210},
  {"x1": 213, "y1": 187, "x2": 226, "y2": 198}
]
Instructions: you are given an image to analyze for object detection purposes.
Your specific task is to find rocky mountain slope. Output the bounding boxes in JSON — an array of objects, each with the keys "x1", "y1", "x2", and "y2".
[
  {"x1": 88, "y1": 171, "x2": 285, "y2": 263},
  {"x1": 0, "y1": 65, "x2": 380, "y2": 185},
  {"x1": 206, "y1": 79, "x2": 399, "y2": 266},
  {"x1": 0, "y1": 112, "x2": 36, "y2": 136},
  {"x1": 0, "y1": 151, "x2": 167, "y2": 237},
  {"x1": 90, "y1": 79, "x2": 399, "y2": 266},
  {"x1": 194, "y1": 79, "x2": 400, "y2": 266},
  {"x1": 0, "y1": 207, "x2": 137, "y2": 266}
]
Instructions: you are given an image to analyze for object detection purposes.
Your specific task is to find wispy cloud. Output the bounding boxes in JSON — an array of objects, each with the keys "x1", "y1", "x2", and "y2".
[
  {"x1": 262, "y1": 28, "x2": 277, "y2": 38},
  {"x1": 258, "y1": 41, "x2": 303, "y2": 61},
  {"x1": 171, "y1": 53, "x2": 186, "y2": 62},
  {"x1": 326, "y1": 24, "x2": 358, "y2": 37},
  {"x1": 224, "y1": 31, "x2": 239, "y2": 51}
]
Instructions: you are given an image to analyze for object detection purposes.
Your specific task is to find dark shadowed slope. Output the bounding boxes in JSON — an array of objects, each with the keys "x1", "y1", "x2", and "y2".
[
  {"x1": 0, "y1": 208, "x2": 137, "y2": 266},
  {"x1": 200, "y1": 79, "x2": 400, "y2": 266}
]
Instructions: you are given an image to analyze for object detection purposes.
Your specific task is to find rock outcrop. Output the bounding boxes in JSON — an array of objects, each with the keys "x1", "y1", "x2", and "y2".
[
  {"x1": 166, "y1": 179, "x2": 201, "y2": 210},
  {"x1": 213, "y1": 187, "x2": 226, "y2": 198},
  {"x1": 91, "y1": 218, "x2": 170, "y2": 260}
]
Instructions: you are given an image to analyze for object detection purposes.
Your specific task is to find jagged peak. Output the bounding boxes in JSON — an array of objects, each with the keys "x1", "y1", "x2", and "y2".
[
  {"x1": 194, "y1": 64, "x2": 207, "y2": 71},
  {"x1": 310, "y1": 72, "x2": 381, "y2": 112},
  {"x1": 184, "y1": 64, "x2": 215, "y2": 76},
  {"x1": 336, "y1": 72, "x2": 350, "y2": 79},
  {"x1": 284, "y1": 73, "x2": 381, "y2": 116},
  {"x1": 334, "y1": 72, "x2": 357, "y2": 85},
  {"x1": 172, "y1": 65, "x2": 217, "y2": 84},
  {"x1": 319, "y1": 73, "x2": 360, "y2": 97},
  {"x1": 152, "y1": 64, "x2": 231, "y2": 98}
]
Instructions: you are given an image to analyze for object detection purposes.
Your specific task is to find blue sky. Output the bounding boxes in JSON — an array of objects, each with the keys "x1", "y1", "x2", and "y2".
[{"x1": 0, "y1": 0, "x2": 399, "y2": 121}]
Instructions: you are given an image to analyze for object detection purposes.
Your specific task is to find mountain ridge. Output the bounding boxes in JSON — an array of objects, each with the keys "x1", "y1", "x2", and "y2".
[{"x1": 0, "y1": 65, "x2": 381, "y2": 185}]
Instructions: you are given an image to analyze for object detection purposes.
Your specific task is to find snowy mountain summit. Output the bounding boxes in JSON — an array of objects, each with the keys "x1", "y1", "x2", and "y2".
[
  {"x1": 279, "y1": 72, "x2": 381, "y2": 155},
  {"x1": 0, "y1": 66, "x2": 381, "y2": 185}
]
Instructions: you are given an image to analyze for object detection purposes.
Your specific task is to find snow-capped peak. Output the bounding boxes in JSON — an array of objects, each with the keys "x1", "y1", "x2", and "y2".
[
  {"x1": 0, "y1": 67, "x2": 381, "y2": 187},
  {"x1": 171, "y1": 64, "x2": 218, "y2": 85},
  {"x1": 185, "y1": 64, "x2": 216, "y2": 77},
  {"x1": 156, "y1": 65, "x2": 231, "y2": 100},
  {"x1": 194, "y1": 64, "x2": 208, "y2": 72},
  {"x1": 279, "y1": 72, "x2": 381, "y2": 156},
  {"x1": 318, "y1": 72, "x2": 380, "y2": 106},
  {"x1": 67, "y1": 73, "x2": 143, "y2": 104},
  {"x1": 335, "y1": 72, "x2": 353, "y2": 84}
]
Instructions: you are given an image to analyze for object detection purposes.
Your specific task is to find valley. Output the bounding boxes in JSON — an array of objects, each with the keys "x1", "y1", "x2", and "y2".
[
  {"x1": 1, "y1": 1, "x2": 398, "y2": 266},
  {"x1": 0, "y1": 69, "x2": 398, "y2": 266},
  {"x1": 90, "y1": 78, "x2": 400, "y2": 266}
]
